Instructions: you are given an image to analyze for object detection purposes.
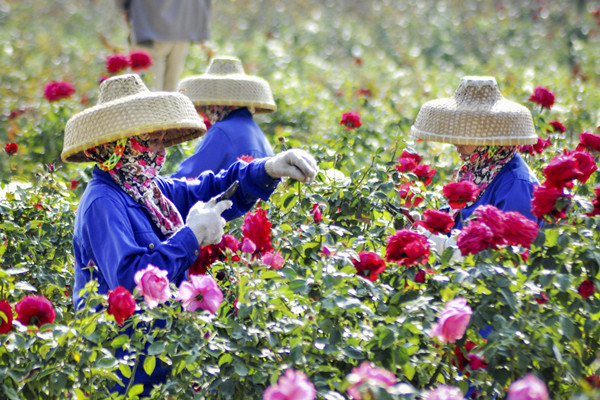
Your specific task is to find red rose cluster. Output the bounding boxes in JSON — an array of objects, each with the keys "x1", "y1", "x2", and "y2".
[
  {"x1": 106, "y1": 51, "x2": 153, "y2": 74},
  {"x1": 385, "y1": 229, "x2": 430, "y2": 266},
  {"x1": 189, "y1": 234, "x2": 240, "y2": 276},
  {"x1": 43, "y1": 81, "x2": 75, "y2": 102},
  {"x1": 395, "y1": 150, "x2": 436, "y2": 186},
  {"x1": 518, "y1": 137, "x2": 552, "y2": 156},
  {"x1": 529, "y1": 86, "x2": 555, "y2": 109},
  {"x1": 456, "y1": 205, "x2": 539, "y2": 256},
  {"x1": 454, "y1": 340, "x2": 487, "y2": 376},
  {"x1": 339, "y1": 110, "x2": 362, "y2": 130}
]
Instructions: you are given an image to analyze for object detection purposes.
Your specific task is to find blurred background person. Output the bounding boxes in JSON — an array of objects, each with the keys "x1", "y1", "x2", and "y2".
[
  {"x1": 115, "y1": 0, "x2": 212, "y2": 91},
  {"x1": 172, "y1": 56, "x2": 276, "y2": 178}
]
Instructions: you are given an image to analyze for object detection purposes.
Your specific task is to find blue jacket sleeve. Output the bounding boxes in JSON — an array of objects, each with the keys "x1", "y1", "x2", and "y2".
[
  {"x1": 159, "y1": 158, "x2": 279, "y2": 221},
  {"x1": 171, "y1": 127, "x2": 233, "y2": 177},
  {"x1": 80, "y1": 197, "x2": 200, "y2": 293}
]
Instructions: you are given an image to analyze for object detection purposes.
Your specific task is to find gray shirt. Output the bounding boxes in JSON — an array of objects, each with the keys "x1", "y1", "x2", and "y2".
[{"x1": 116, "y1": 0, "x2": 212, "y2": 44}]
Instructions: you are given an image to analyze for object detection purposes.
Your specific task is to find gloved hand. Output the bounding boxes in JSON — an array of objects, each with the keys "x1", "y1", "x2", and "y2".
[
  {"x1": 186, "y1": 198, "x2": 232, "y2": 246},
  {"x1": 264, "y1": 149, "x2": 318, "y2": 183},
  {"x1": 416, "y1": 226, "x2": 464, "y2": 263}
]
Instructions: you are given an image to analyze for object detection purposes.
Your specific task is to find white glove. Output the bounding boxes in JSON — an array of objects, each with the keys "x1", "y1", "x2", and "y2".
[
  {"x1": 186, "y1": 198, "x2": 232, "y2": 246},
  {"x1": 417, "y1": 226, "x2": 464, "y2": 263},
  {"x1": 264, "y1": 149, "x2": 318, "y2": 183}
]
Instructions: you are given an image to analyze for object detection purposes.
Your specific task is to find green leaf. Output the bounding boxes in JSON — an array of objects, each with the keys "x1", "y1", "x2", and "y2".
[
  {"x1": 143, "y1": 356, "x2": 156, "y2": 376},
  {"x1": 403, "y1": 363, "x2": 415, "y2": 380},
  {"x1": 560, "y1": 317, "x2": 575, "y2": 340},
  {"x1": 119, "y1": 363, "x2": 132, "y2": 379},
  {"x1": 147, "y1": 341, "x2": 166, "y2": 356},
  {"x1": 111, "y1": 334, "x2": 130, "y2": 349},
  {"x1": 218, "y1": 353, "x2": 232, "y2": 366},
  {"x1": 128, "y1": 384, "x2": 144, "y2": 396},
  {"x1": 233, "y1": 362, "x2": 249, "y2": 377}
]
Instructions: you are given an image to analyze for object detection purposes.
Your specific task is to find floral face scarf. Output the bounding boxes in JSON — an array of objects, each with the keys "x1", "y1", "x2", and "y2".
[
  {"x1": 199, "y1": 105, "x2": 238, "y2": 125},
  {"x1": 455, "y1": 145, "x2": 517, "y2": 207},
  {"x1": 84, "y1": 133, "x2": 184, "y2": 237}
]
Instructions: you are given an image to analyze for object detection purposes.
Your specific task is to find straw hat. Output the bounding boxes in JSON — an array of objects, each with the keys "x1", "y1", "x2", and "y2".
[
  {"x1": 177, "y1": 56, "x2": 277, "y2": 113},
  {"x1": 410, "y1": 76, "x2": 537, "y2": 146},
  {"x1": 62, "y1": 74, "x2": 206, "y2": 163}
]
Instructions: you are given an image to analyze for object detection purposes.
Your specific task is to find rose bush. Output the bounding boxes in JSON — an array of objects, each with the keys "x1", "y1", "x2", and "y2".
[{"x1": 1, "y1": 1, "x2": 600, "y2": 399}]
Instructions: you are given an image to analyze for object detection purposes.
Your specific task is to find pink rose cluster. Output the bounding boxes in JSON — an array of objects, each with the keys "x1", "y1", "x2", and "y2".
[
  {"x1": 346, "y1": 362, "x2": 396, "y2": 400},
  {"x1": 263, "y1": 369, "x2": 316, "y2": 400},
  {"x1": 43, "y1": 81, "x2": 75, "y2": 102},
  {"x1": 456, "y1": 205, "x2": 539, "y2": 256},
  {"x1": 430, "y1": 297, "x2": 472, "y2": 344}
]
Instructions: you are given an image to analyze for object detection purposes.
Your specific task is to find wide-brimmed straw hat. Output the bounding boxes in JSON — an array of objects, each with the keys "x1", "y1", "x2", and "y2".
[
  {"x1": 177, "y1": 56, "x2": 277, "y2": 113},
  {"x1": 62, "y1": 74, "x2": 206, "y2": 163},
  {"x1": 410, "y1": 76, "x2": 537, "y2": 146}
]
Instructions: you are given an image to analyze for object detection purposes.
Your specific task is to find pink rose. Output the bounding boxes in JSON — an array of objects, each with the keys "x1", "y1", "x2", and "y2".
[
  {"x1": 178, "y1": 274, "x2": 223, "y2": 314},
  {"x1": 503, "y1": 212, "x2": 539, "y2": 248},
  {"x1": 346, "y1": 362, "x2": 396, "y2": 400},
  {"x1": 430, "y1": 297, "x2": 472, "y2": 343},
  {"x1": 263, "y1": 369, "x2": 316, "y2": 400},
  {"x1": 422, "y1": 385, "x2": 464, "y2": 400},
  {"x1": 134, "y1": 264, "x2": 172, "y2": 309},
  {"x1": 261, "y1": 251, "x2": 284, "y2": 270},
  {"x1": 529, "y1": 86, "x2": 555, "y2": 109},
  {"x1": 507, "y1": 374, "x2": 549, "y2": 400}
]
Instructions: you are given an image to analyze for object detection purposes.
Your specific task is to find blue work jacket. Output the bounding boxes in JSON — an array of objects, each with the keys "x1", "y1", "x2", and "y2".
[
  {"x1": 453, "y1": 153, "x2": 542, "y2": 230},
  {"x1": 172, "y1": 108, "x2": 274, "y2": 178},
  {"x1": 72, "y1": 159, "x2": 278, "y2": 394}
]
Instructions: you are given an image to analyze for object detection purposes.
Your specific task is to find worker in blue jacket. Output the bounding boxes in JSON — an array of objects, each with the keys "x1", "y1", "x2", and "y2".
[
  {"x1": 61, "y1": 74, "x2": 317, "y2": 395},
  {"x1": 172, "y1": 56, "x2": 276, "y2": 177}
]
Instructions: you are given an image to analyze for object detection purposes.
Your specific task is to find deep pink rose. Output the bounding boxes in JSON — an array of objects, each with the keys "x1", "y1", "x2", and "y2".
[
  {"x1": 398, "y1": 183, "x2": 424, "y2": 208},
  {"x1": 568, "y1": 150, "x2": 597, "y2": 184},
  {"x1": 134, "y1": 264, "x2": 172, "y2": 309},
  {"x1": 468, "y1": 354, "x2": 487, "y2": 370},
  {"x1": 0, "y1": 300, "x2": 13, "y2": 334},
  {"x1": 529, "y1": 86, "x2": 555, "y2": 109},
  {"x1": 242, "y1": 208, "x2": 273, "y2": 257},
  {"x1": 263, "y1": 369, "x2": 316, "y2": 400},
  {"x1": 503, "y1": 212, "x2": 539, "y2": 248},
  {"x1": 346, "y1": 362, "x2": 396, "y2": 400},
  {"x1": 178, "y1": 274, "x2": 223, "y2": 314},
  {"x1": 312, "y1": 204, "x2": 324, "y2": 223},
  {"x1": 241, "y1": 238, "x2": 257, "y2": 254},
  {"x1": 107, "y1": 286, "x2": 136, "y2": 326},
  {"x1": 261, "y1": 251, "x2": 284, "y2": 270},
  {"x1": 535, "y1": 292, "x2": 549, "y2": 304},
  {"x1": 430, "y1": 297, "x2": 472, "y2": 343},
  {"x1": 4, "y1": 142, "x2": 18, "y2": 156},
  {"x1": 422, "y1": 385, "x2": 464, "y2": 400},
  {"x1": 531, "y1": 184, "x2": 571, "y2": 220},
  {"x1": 394, "y1": 157, "x2": 418, "y2": 173},
  {"x1": 414, "y1": 209, "x2": 454, "y2": 234},
  {"x1": 414, "y1": 164, "x2": 436, "y2": 186},
  {"x1": 548, "y1": 120, "x2": 566, "y2": 133},
  {"x1": 414, "y1": 269, "x2": 426, "y2": 283},
  {"x1": 473, "y1": 205, "x2": 506, "y2": 247},
  {"x1": 519, "y1": 138, "x2": 552, "y2": 156},
  {"x1": 385, "y1": 229, "x2": 430, "y2": 266},
  {"x1": 128, "y1": 50, "x2": 152, "y2": 71},
  {"x1": 456, "y1": 220, "x2": 494, "y2": 256},
  {"x1": 577, "y1": 131, "x2": 600, "y2": 152},
  {"x1": 15, "y1": 295, "x2": 56, "y2": 328},
  {"x1": 105, "y1": 54, "x2": 130, "y2": 74},
  {"x1": 340, "y1": 111, "x2": 362, "y2": 130},
  {"x1": 578, "y1": 280, "x2": 595, "y2": 298},
  {"x1": 400, "y1": 149, "x2": 422, "y2": 164},
  {"x1": 352, "y1": 251, "x2": 387, "y2": 281},
  {"x1": 43, "y1": 81, "x2": 75, "y2": 102},
  {"x1": 507, "y1": 374, "x2": 549, "y2": 400},
  {"x1": 443, "y1": 181, "x2": 480, "y2": 209}
]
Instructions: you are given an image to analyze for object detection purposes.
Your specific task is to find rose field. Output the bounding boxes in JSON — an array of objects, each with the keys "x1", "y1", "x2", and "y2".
[{"x1": 3, "y1": 0, "x2": 600, "y2": 399}]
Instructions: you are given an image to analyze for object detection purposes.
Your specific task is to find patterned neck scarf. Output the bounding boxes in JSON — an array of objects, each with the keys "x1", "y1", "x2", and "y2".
[
  {"x1": 84, "y1": 133, "x2": 184, "y2": 237},
  {"x1": 200, "y1": 105, "x2": 239, "y2": 125},
  {"x1": 455, "y1": 145, "x2": 517, "y2": 206}
]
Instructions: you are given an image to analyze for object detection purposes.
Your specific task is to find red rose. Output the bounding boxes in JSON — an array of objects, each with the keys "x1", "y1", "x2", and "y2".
[
  {"x1": 531, "y1": 184, "x2": 571, "y2": 220},
  {"x1": 355, "y1": 87, "x2": 372, "y2": 98},
  {"x1": 128, "y1": 50, "x2": 152, "y2": 71},
  {"x1": 339, "y1": 111, "x2": 362, "y2": 130},
  {"x1": 4, "y1": 142, "x2": 18, "y2": 156},
  {"x1": 189, "y1": 234, "x2": 240, "y2": 275},
  {"x1": 8, "y1": 108, "x2": 26, "y2": 120},
  {"x1": 312, "y1": 204, "x2": 323, "y2": 223},
  {"x1": 548, "y1": 120, "x2": 566, "y2": 133},
  {"x1": 577, "y1": 131, "x2": 600, "y2": 152},
  {"x1": 413, "y1": 164, "x2": 436, "y2": 186},
  {"x1": 105, "y1": 54, "x2": 130, "y2": 74},
  {"x1": 43, "y1": 81, "x2": 75, "y2": 102},
  {"x1": 0, "y1": 300, "x2": 13, "y2": 334},
  {"x1": 442, "y1": 181, "x2": 480, "y2": 209},
  {"x1": 569, "y1": 150, "x2": 597, "y2": 184},
  {"x1": 15, "y1": 295, "x2": 56, "y2": 327},
  {"x1": 70, "y1": 179, "x2": 81, "y2": 190},
  {"x1": 414, "y1": 269, "x2": 426, "y2": 283},
  {"x1": 400, "y1": 150, "x2": 422, "y2": 164},
  {"x1": 503, "y1": 211, "x2": 539, "y2": 248},
  {"x1": 242, "y1": 207, "x2": 273, "y2": 257},
  {"x1": 529, "y1": 86, "x2": 555, "y2": 109},
  {"x1": 456, "y1": 220, "x2": 494, "y2": 256},
  {"x1": 107, "y1": 286, "x2": 136, "y2": 326},
  {"x1": 543, "y1": 154, "x2": 582, "y2": 188},
  {"x1": 578, "y1": 280, "x2": 595, "y2": 298},
  {"x1": 352, "y1": 251, "x2": 387, "y2": 281},
  {"x1": 414, "y1": 209, "x2": 454, "y2": 234},
  {"x1": 473, "y1": 205, "x2": 506, "y2": 248},
  {"x1": 468, "y1": 354, "x2": 487, "y2": 370},
  {"x1": 585, "y1": 187, "x2": 600, "y2": 217},
  {"x1": 520, "y1": 138, "x2": 552, "y2": 155},
  {"x1": 454, "y1": 345, "x2": 469, "y2": 372},
  {"x1": 535, "y1": 292, "x2": 549, "y2": 304},
  {"x1": 585, "y1": 375, "x2": 600, "y2": 389},
  {"x1": 394, "y1": 157, "x2": 418, "y2": 173},
  {"x1": 398, "y1": 183, "x2": 424, "y2": 208},
  {"x1": 385, "y1": 229, "x2": 430, "y2": 266}
]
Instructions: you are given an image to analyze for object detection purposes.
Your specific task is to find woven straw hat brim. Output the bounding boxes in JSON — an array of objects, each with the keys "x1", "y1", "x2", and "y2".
[
  {"x1": 410, "y1": 97, "x2": 538, "y2": 146},
  {"x1": 178, "y1": 74, "x2": 277, "y2": 114},
  {"x1": 62, "y1": 92, "x2": 206, "y2": 163}
]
